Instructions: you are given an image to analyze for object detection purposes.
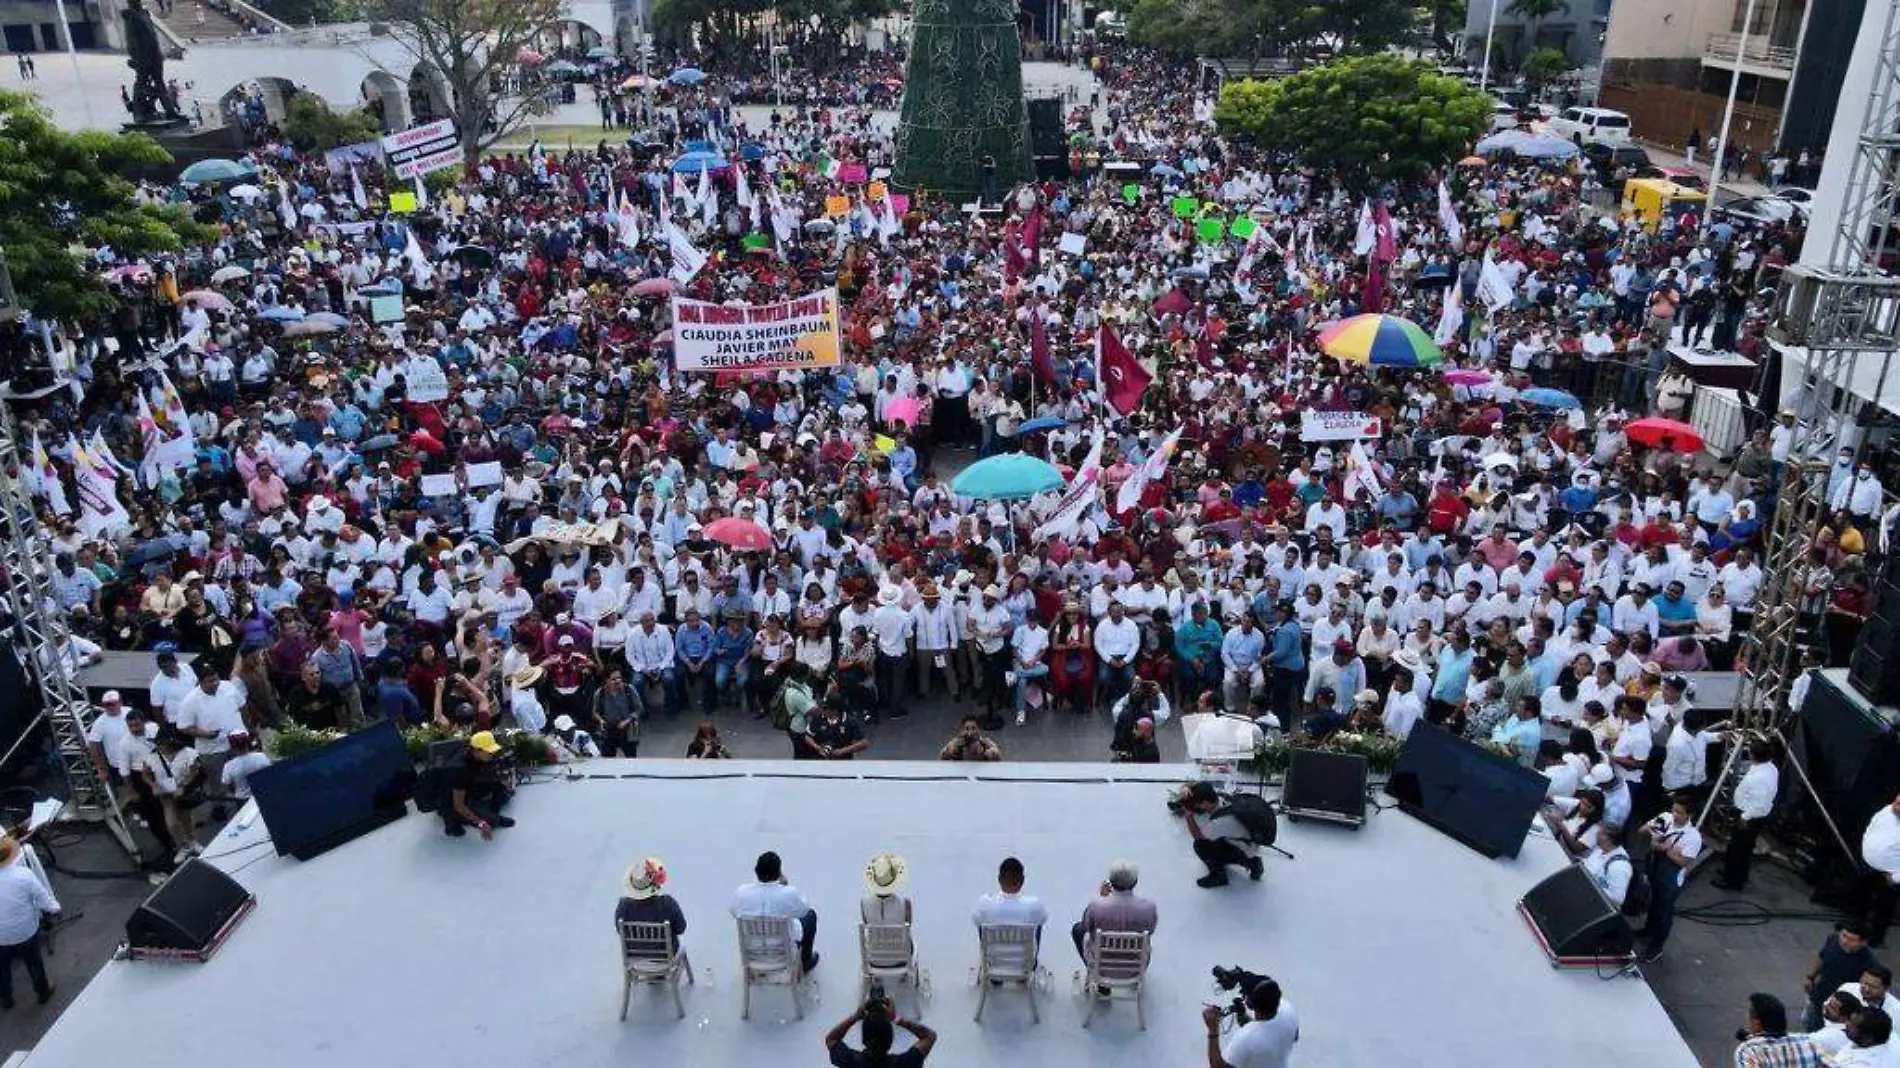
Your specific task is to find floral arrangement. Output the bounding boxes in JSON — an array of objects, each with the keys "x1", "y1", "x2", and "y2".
[
  {"x1": 266, "y1": 722, "x2": 556, "y2": 767},
  {"x1": 1243, "y1": 731, "x2": 1519, "y2": 777}
]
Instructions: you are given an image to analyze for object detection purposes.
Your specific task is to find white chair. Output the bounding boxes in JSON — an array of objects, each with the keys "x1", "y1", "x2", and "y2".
[
  {"x1": 736, "y1": 915, "x2": 805, "y2": 1020},
  {"x1": 859, "y1": 922, "x2": 922, "y2": 1018},
  {"x1": 1081, "y1": 930, "x2": 1151, "y2": 1030},
  {"x1": 619, "y1": 921, "x2": 694, "y2": 1020},
  {"x1": 974, "y1": 923, "x2": 1040, "y2": 1024}
]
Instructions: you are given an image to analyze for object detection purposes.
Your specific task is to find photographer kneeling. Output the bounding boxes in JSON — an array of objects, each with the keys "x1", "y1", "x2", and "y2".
[
  {"x1": 824, "y1": 987, "x2": 938, "y2": 1068},
  {"x1": 1202, "y1": 974, "x2": 1300, "y2": 1068}
]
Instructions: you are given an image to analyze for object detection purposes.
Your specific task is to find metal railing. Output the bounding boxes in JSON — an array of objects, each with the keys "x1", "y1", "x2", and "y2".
[{"x1": 1704, "y1": 31, "x2": 1799, "y2": 73}]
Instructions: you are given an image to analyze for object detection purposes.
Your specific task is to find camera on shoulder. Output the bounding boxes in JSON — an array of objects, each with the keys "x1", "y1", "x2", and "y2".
[{"x1": 1211, "y1": 964, "x2": 1273, "y2": 1020}]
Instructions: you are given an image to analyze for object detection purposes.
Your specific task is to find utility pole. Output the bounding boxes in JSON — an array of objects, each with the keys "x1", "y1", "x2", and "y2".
[
  {"x1": 1479, "y1": 0, "x2": 1501, "y2": 92},
  {"x1": 1702, "y1": 0, "x2": 1763, "y2": 239}
]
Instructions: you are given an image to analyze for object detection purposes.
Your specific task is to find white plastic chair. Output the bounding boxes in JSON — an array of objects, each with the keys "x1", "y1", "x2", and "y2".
[
  {"x1": 1082, "y1": 930, "x2": 1151, "y2": 1030},
  {"x1": 859, "y1": 922, "x2": 922, "y2": 1018},
  {"x1": 736, "y1": 915, "x2": 805, "y2": 1020},
  {"x1": 619, "y1": 921, "x2": 694, "y2": 1020},
  {"x1": 974, "y1": 923, "x2": 1040, "y2": 1024}
]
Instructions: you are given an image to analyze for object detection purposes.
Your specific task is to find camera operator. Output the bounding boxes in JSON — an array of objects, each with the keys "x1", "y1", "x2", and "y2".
[
  {"x1": 824, "y1": 989, "x2": 938, "y2": 1068},
  {"x1": 1201, "y1": 976, "x2": 1300, "y2": 1068},
  {"x1": 1176, "y1": 782, "x2": 1265, "y2": 887}
]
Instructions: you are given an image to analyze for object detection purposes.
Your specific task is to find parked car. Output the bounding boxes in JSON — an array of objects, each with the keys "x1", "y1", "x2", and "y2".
[
  {"x1": 1490, "y1": 102, "x2": 1520, "y2": 132},
  {"x1": 1772, "y1": 186, "x2": 1815, "y2": 206},
  {"x1": 1635, "y1": 165, "x2": 1706, "y2": 190},
  {"x1": 1713, "y1": 195, "x2": 1803, "y2": 227},
  {"x1": 1582, "y1": 141, "x2": 1651, "y2": 183},
  {"x1": 1543, "y1": 106, "x2": 1632, "y2": 145}
]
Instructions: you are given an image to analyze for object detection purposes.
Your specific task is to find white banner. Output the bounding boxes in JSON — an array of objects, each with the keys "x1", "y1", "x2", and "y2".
[
  {"x1": 404, "y1": 355, "x2": 450, "y2": 402},
  {"x1": 1299, "y1": 411, "x2": 1382, "y2": 442},
  {"x1": 381, "y1": 118, "x2": 459, "y2": 179},
  {"x1": 670, "y1": 288, "x2": 842, "y2": 372}
]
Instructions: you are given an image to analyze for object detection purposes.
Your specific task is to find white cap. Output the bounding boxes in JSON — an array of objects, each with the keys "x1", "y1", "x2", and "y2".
[{"x1": 102, "y1": 690, "x2": 122, "y2": 704}]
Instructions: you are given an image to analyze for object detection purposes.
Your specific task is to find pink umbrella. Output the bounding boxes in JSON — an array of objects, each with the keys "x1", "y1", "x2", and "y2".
[
  {"x1": 180, "y1": 289, "x2": 233, "y2": 312},
  {"x1": 653, "y1": 329, "x2": 674, "y2": 345},
  {"x1": 631, "y1": 277, "x2": 675, "y2": 297},
  {"x1": 1153, "y1": 288, "x2": 1191, "y2": 316},
  {"x1": 1443, "y1": 368, "x2": 1492, "y2": 386},
  {"x1": 516, "y1": 47, "x2": 544, "y2": 64},
  {"x1": 704, "y1": 517, "x2": 774, "y2": 552},
  {"x1": 885, "y1": 396, "x2": 922, "y2": 427}
]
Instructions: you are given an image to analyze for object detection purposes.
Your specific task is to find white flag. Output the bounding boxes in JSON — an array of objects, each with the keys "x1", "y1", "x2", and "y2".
[
  {"x1": 26, "y1": 427, "x2": 70, "y2": 515},
  {"x1": 402, "y1": 225, "x2": 434, "y2": 283},
  {"x1": 349, "y1": 163, "x2": 368, "y2": 210},
  {"x1": 1434, "y1": 282, "x2": 1464, "y2": 347},
  {"x1": 277, "y1": 180, "x2": 298, "y2": 232},
  {"x1": 1437, "y1": 180, "x2": 1465, "y2": 246},
  {"x1": 700, "y1": 167, "x2": 717, "y2": 228},
  {"x1": 616, "y1": 190, "x2": 643, "y2": 249},
  {"x1": 1116, "y1": 425, "x2": 1182, "y2": 512},
  {"x1": 672, "y1": 170, "x2": 692, "y2": 206},
  {"x1": 69, "y1": 435, "x2": 130, "y2": 538},
  {"x1": 1477, "y1": 251, "x2": 1516, "y2": 315},
  {"x1": 1353, "y1": 199, "x2": 1375, "y2": 256},
  {"x1": 1034, "y1": 427, "x2": 1104, "y2": 540},
  {"x1": 413, "y1": 174, "x2": 429, "y2": 209},
  {"x1": 666, "y1": 221, "x2": 708, "y2": 285},
  {"x1": 1342, "y1": 441, "x2": 1384, "y2": 505},
  {"x1": 695, "y1": 164, "x2": 712, "y2": 211},
  {"x1": 735, "y1": 161, "x2": 755, "y2": 211}
]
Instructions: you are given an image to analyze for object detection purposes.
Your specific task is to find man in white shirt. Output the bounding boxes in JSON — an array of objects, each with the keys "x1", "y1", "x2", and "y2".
[
  {"x1": 1714, "y1": 737, "x2": 1780, "y2": 891},
  {"x1": 1010, "y1": 612, "x2": 1050, "y2": 726},
  {"x1": 912, "y1": 585, "x2": 963, "y2": 700},
  {"x1": 219, "y1": 732, "x2": 272, "y2": 799},
  {"x1": 0, "y1": 835, "x2": 61, "y2": 1008},
  {"x1": 966, "y1": 586, "x2": 1014, "y2": 727},
  {"x1": 173, "y1": 671, "x2": 247, "y2": 803},
  {"x1": 624, "y1": 612, "x2": 678, "y2": 716},
  {"x1": 1637, "y1": 795, "x2": 1703, "y2": 957},
  {"x1": 1094, "y1": 601, "x2": 1141, "y2": 706},
  {"x1": 1861, "y1": 793, "x2": 1900, "y2": 946},
  {"x1": 1203, "y1": 974, "x2": 1299, "y2": 1068},
  {"x1": 730, "y1": 850, "x2": 820, "y2": 973},
  {"x1": 870, "y1": 586, "x2": 916, "y2": 720},
  {"x1": 1578, "y1": 823, "x2": 1633, "y2": 910},
  {"x1": 147, "y1": 648, "x2": 199, "y2": 724},
  {"x1": 972, "y1": 856, "x2": 1048, "y2": 973}
]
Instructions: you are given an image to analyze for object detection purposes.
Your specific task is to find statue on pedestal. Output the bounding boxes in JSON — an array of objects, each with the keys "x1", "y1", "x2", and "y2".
[{"x1": 123, "y1": 0, "x2": 183, "y2": 125}]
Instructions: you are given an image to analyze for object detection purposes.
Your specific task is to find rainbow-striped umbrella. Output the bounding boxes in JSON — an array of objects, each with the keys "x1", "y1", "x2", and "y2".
[{"x1": 1317, "y1": 314, "x2": 1445, "y2": 368}]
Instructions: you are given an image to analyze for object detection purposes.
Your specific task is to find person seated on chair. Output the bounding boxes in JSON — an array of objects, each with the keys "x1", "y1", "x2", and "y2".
[
  {"x1": 442, "y1": 730, "x2": 516, "y2": 840},
  {"x1": 731, "y1": 850, "x2": 821, "y2": 973},
  {"x1": 972, "y1": 855, "x2": 1048, "y2": 969},
  {"x1": 616, "y1": 856, "x2": 686, "y2": 959},
  {"x1": 1179, "y1": 781, "x2": 1264, "y2": 888},
  {"x1": 1300, "y1": 686, "x2": 1347, "y2": 740},
  {"x1": 1110, "y1": 717, "x2": 1161, "y2": 763},
  {"x1": 861, "y1": 851, "x2": 913, "y2": 927},
  {"x1": 1070, "y1": 859, "x2": 1158, "y2": 984}
]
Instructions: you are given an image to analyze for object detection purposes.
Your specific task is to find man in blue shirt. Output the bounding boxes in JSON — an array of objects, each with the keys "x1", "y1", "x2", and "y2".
[
  {"x1": 1432, "y1": 628, "x2": 1476, "y2": 721},
  {"x1": 1220, "y1": 614, "x2": 1266, "y2": 712},
  {"x1": 1231, "y1": 471, "x2": 1266, "y2": 509},
  {"x1": 1174, "y1": 603, "x2": 1224, "y2": 702},
  {"x1": 1265, "y1": 603, "x2": 1306, "y2": 724},
  {"x1": 1376, "y1": 486, "x2": 1420, "y2": 530},
  {"x1": 711, "y1": 613, "x2": 755, "y2": 714},
  {"x1": 674, "y1": 608, "x2": 716, "y2": 714},
  {"x1": 1654, "y1": 580, "x2": 1699, "y2": 637},
  {"x1": 1490, "y1": 697, "x2": 1544, "y2": 766},
  {"x1": 886, "y1": 433, "x2": 918, "y2": 490},
  {"x1": 374, "y1": 662, "x2": 424, "y2": 726}
]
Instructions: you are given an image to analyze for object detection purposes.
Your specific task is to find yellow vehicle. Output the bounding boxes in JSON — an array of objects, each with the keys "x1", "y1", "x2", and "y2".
[{"x1": 1620, "y1": 178, "x2": 1708, "y2": 231}]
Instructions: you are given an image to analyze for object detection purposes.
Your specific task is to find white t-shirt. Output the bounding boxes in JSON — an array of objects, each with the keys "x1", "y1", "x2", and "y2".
[
  {"x1": 221, "y1": 751, "x2": 272, "y2": 798},
  {"x1": 1222, "y1": 1003, "x2": 1300, "y2": 1068}
]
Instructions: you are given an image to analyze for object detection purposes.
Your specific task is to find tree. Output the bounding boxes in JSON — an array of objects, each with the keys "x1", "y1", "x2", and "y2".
[
  {"x1": 374, "y1": 0, "x2": 563, "y2": 169},
  {"x1": 281, "y1": 94, "x2": 384, "y2": 151},
  {"x1": 1504, "y1": 0, "x2": 1562, "y2": 58},
  {"x1": 0, "y1": 91, "x2": 214, "y2": 323},
  {"x1": 1214, "y1": 54, "x2": 1492, "y2": 187},
  {"x1": 1519, "y1": 45, "x2": 1570, "y2": 98}
]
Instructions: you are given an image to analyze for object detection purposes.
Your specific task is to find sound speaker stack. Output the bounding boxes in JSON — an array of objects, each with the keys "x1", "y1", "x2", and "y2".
[
  {"x1": 1516, "y1": 863, "x2": 1634, "y2": 968},
  {"x1": 1025, "y1": 97, "x2": 1071, "y2": 180},
  {"x1": 126, "y1": 858, "x2": 256, "y2": 962},
  {"x1": 1280, "y1": 748, "x2": 1369, "y2": 827},
  {"x1": 1849, "y1": 558, "x2": 1900, "y2": 701}
]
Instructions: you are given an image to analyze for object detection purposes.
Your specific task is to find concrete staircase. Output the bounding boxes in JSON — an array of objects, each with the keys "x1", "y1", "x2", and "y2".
[{"x1": 155, "y1": 0, "x2": 253, "y2": 43}]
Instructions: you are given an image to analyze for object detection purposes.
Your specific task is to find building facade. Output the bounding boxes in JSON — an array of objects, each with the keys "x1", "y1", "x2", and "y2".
[
  {"x1": 1, "y1": 0, "x2": 125, "y2": 53},
  {"x1": 1463, "y1": 0, "x2": 1615, "y2": 79}
]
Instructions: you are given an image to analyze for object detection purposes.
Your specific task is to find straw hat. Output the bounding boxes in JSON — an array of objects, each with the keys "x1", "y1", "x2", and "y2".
[
  {"x1": 0, "y1": 836, "x2": 16, "y2": 866},
  {"x1": 624, "y1": 857, "x2": 668, "y2": 900},
  {"x1": 509, "y1": 665, "x2": 544, "y2": 688},
  {"x1": 863, "y1": 852, "x2": 909, "y2": 897}
]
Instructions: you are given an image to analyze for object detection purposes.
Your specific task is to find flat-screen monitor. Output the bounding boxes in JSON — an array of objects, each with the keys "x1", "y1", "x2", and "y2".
[
  {"x1": 249, "y1": 720, "x2": 414, "y2": 860},
  {"x1": 1384, "y1": 724, "x2": 1548, "y2": 859}
]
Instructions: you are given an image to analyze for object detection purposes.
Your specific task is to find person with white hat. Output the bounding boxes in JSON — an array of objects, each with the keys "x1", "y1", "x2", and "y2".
[
  {"x1": 860, "y1": 852, "x2": 913, "y2": 928},
  {"x1": 871, "y1": 585, "x2": 916, "y2": 720},
  {"x1": 508, "y1": 665, "x2": 547, "y2": 733},
  {"x1": 966, "y1": 585, "x2": 1013, "y2": 728},
  {"x1": 614, "y1": 857, "x2": 686, "y2": 954}
]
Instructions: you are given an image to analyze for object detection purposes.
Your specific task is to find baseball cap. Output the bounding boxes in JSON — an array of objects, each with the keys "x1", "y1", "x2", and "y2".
[{"x1": 469, "y1": 731, "x2": 503, "y2": 755}]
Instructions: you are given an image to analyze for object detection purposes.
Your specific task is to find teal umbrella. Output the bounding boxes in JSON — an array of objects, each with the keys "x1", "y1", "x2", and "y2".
[
  {"x1": 179, "y1": 158, "x2": 253, "y2": 185},
  {"x1": 951, "y1": 454, "x2": 1064, "y2": 500}
]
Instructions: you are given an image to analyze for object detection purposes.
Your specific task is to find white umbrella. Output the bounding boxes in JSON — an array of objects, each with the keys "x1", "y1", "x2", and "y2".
[
  {"x1": 1483, "y1": 452, "x2": 1519, "y2": 470},
  {"x1": 228, "y1": 183, "x2": 266, "y2": 201},
  {"x1": 209, "y1": 265, "x2": 251, "y2": 284}
]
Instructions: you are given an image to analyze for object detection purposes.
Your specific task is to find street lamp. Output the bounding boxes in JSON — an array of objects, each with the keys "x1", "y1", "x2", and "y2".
[{"x1": 1479, "y1": 0, "x2": 1501, "y2": 92}]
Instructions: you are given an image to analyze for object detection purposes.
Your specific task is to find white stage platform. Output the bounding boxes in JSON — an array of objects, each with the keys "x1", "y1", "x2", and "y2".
[{"x1": 22, "y1": 762, "x2": 1699, "y2": 1068}]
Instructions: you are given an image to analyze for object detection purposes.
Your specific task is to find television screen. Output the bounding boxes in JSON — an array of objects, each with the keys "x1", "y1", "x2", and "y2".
[
  {"x1": 1383, "y1": 724, "x2": 1548, "y2": 859},
  {"x1": 249, "y1": 720, "x2": 414, "y2": 859}
]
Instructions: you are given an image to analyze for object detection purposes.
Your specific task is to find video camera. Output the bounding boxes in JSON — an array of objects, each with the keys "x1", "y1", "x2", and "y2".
[
  {"x1": 1211, "y1": 965, "x2": 1273, "y2": 1020},
  {"x1": 864, "y1": 979, "x2": 893, "y2": 1020}
]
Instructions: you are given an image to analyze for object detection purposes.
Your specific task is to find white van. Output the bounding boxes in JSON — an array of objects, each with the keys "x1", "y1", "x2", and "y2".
[{"x1": 1543, "y1": 106, "x2": 1632, "y2": 145}]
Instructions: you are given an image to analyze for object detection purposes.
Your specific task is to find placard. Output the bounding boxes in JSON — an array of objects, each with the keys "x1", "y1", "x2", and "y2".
[
  {"x1": 388, "y1": 190, "x2": 418, "y2": 214},
  {"x1": 1299, "y1": 410, "x2": 1383, "y2": 442},
  {"x1": 464, "y1": 460, "x2": 503, "y2": 488},
  {"x1": 670, "y1": 288, "x2": 842, "y2": 372},
  {"x1": 1196, "y1": 218, "x2": 1225, "y2": 242},
  {"x1": 1171, "y1": 196, "x2": 1198, "y2": 218},
  {"x1": 1230, "y1": 216, "x2": 1258, "y2": 240},
  {"x1": 369, "y1": 295, "x2": 404, "y2": 324},
  {"x1": 1058, "y1": 232, "x2": 1087, "y2": 256},
  {"x1": 825, "y1": 195, "x2": 851, "y2": 219},
  {"x1": 1121, "y1": 183, "x2": 1140, "y2": 203},
  {"x1": 419, "y1": 473, "x2": 460, "y2": 497},
  {"x1": 380, "y1": 118, "x2": 461, "y2": 179},
  {"x1": 403, "y1": 355, "x2": 450, "y2": 402}
]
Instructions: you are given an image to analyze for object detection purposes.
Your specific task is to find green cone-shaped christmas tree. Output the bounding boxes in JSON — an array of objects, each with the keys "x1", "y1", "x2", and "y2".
[{"x1": 891, "y1": 0, "x2": 1032, "y2": 199}]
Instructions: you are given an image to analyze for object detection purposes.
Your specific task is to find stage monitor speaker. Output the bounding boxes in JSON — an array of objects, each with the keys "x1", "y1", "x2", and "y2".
[
  {"x1": 1025, "y1": 97, "x2": 1071, "y2": 180},
  {"x1": 1850, "y1": 568, "x2": 1900, "y2": 699},
  {"x1": 1281, "y1": 748, "x2": 1368, "y2": 827},
  {"x1": 1517, "y1": 863, "x2": 1633, "y2": 967},
  {"x1": 249, "y1": 720, "x2": 414, "y2": 861},
  {"x1": 1026, "y1": 97, "x2": 1063, "y2": 137},
  {"x1": 1385, "y1": 724, "x2": 1548, "y2": 858},
  {"x1": 126, "y1": 858, "x2": 256, "y2": 962}
]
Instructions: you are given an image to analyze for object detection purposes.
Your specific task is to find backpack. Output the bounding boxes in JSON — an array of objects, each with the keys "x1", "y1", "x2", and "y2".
[
  {"x1": 1222, "y1": 792, "x2": 1279, "y2": 847},
  {"x1": 769, "y1": 681, "x2": 809, "y2": 733},
  {"x1": 1610, "y1": 854, "x2": 1651, "y2": 917}
]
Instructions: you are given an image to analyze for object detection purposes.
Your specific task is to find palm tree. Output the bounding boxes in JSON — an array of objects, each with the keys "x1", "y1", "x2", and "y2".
[{"x1": 1505, "y1": 0, "x2": 1564, "y2": 60}]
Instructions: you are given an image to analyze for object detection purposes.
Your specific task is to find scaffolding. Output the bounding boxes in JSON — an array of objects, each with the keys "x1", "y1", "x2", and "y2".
[{"x1": 0, "y1": 398, "x2": 138, "y2": 857}]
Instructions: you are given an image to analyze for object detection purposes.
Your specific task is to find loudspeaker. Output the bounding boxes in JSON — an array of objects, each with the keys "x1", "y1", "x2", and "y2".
[
  {"x1": 1385, "y1": 724, "x2": 1548, "y2": 858},
  {"x1": 1025, "y1": 97, "x2": 1071, "y2": 180},
  {"x1": 126, "y1": 858, "x2": 256, "y2": 962},
  {"x1": 1850, "y1": 567, "x2": 1900, "y2": 699},
  {"x1": 1280, "y1": 748, "x2": 1369, "y2": 827},
  {"x1": 1517, "y1": 863, "x2": 1633, "y2": 967}
]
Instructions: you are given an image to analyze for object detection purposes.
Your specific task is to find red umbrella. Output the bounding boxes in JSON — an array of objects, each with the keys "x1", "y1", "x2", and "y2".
[
  {"x1": 703, "y1": 517, "x2": 774, "y2": 551},
  {"x1": 1623, "y1": 417, "x2": 1704, "y2": 454},
  {"x1": 1153, "y1": 289, "x2": 1191, "y2": 316}
]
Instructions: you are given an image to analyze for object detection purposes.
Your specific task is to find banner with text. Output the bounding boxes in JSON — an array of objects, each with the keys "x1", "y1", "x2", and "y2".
[
  {"x1": 671, "y1": 288, "x2": 842, "y2": 372},
  {"x1": 1299, "y1": 411, "x2": 1382, "y2": 442}
]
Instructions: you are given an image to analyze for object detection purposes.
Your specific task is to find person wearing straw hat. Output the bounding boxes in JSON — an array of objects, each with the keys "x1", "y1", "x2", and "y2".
[
  {"x1": 508, "y1": 665, "x2": 548, "y2": 733},
  {"x1": 614, "y1": 857, "x2": 686, "y2": 956},
  {"x1": 860, "y1": 852, "x2": 913, "y2": 927},
  {"x1": 0, "y1": 835, "x2": 60, "y2": 1008}
]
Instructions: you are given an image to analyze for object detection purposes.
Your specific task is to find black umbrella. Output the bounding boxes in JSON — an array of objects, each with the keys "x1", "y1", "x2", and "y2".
[{"x1": 449, "y1": 244, "x2": 495, "y2": 269}]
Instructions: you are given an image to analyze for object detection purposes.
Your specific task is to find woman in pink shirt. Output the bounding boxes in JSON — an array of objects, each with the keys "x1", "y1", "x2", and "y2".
[{"x1": 247, "y1": 462, "x2": 288, "y2": 513}]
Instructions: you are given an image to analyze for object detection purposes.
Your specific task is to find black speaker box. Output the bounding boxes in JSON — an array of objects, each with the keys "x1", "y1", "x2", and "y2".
[
  {"x1": 1517, "y1": 863, "x2": 1633, "y2": 966},
  {"x1": 1851, "y1": 576, "x2": 1900, "y2": 698},
  {"x1": 1026, "y1": 97, "x2": 1063, "y2": 137},
  {"x1": 127, "y1": 858, "x2": 256, "y2": 962},
  {"x1": 1281, "y1": 748, "x2": 1368, "y2": 826},
  {"x1": 1025, "y1": 97, "x2": 1071, "y2": 180}
]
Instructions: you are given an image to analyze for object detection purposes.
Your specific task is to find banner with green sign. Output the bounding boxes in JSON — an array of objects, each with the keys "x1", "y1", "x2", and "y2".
[
  {"x1": 1229, "y1": 216, "x2": 1258, "y2": 240},
  {"x1": 1171, "y1": 196, "x2": 1198, "y2": 218},
  {"x1": 1122, "y1": 183, "x2": 1140, "y2": 204},
  {"x1": 1196, "y1": 217, "x2": 1225, "y2": 242}
]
